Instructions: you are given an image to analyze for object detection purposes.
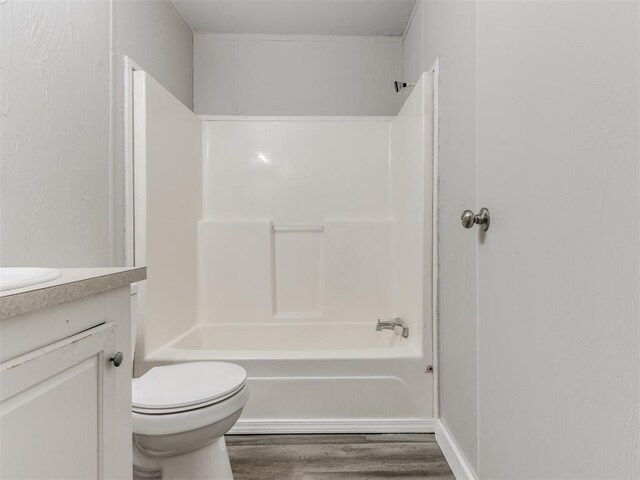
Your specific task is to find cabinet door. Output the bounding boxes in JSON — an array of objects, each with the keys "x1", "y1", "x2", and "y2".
[{"x1": 0, "y1": 323, "x2": 118, "y2": 479}]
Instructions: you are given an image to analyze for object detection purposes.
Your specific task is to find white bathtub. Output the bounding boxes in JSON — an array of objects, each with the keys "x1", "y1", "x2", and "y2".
[{"x1": 144, "y1": 323, "x2": 433, "y2": 433}]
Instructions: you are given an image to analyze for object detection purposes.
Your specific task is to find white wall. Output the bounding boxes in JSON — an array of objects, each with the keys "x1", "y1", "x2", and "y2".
[
  {"x1": 402, "y1": 0, "x2": 479, "y2": 474},
  {"x1": 0, "y1": 0, "x2": 112, "y2": 267},
  {"x1": 0, "y1": 0, "x2": 193, "y2": 267},
  {"x1": 194, "y1": 34, "x2": 403, "y2": 115}
]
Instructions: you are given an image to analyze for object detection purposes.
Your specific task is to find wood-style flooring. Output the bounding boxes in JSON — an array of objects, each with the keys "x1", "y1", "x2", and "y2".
[{"x1": 226, "y1": 434, "x2": 455, "y2": 480}]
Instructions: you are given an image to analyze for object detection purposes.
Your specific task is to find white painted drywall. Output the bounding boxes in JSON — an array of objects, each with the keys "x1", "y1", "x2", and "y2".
[
  {"x1": 402, "y1": 0, "x2": 479, "y2": 474},
  {"x1": 133, "y1": 71, "x2": 201, "y2": 359},
  {"x1": 400, "y1": 1, "x2": 423, "y2": 105},
  {"x1": 194, "y1": 34, "x2": 403, "y2": 115},
  {"x1": 0, "y1": 0, "x2": 112, "y2": 267},
  {"x1": 113, "y1": 0, "x2": 194, "y2": 266},
  {"x1": 0, "y1": 0, "x2": 193, "y2": 267}
]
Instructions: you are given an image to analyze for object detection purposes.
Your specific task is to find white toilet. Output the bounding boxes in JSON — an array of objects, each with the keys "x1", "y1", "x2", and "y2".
[{"x1": 131, "y1": 362, "x2": 249, "y2": 480}]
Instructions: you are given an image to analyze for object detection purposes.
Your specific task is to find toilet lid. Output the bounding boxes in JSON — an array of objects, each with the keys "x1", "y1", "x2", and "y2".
[{"x1": 132, "y1": 362, "x2": 247, "y2": 413}]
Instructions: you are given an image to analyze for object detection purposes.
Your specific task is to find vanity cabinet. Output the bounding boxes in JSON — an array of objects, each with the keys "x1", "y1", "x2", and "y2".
[
  {"x1": 0, "y1": 268, "x2": 145, "y2": 480},
  {"x1": 0, "y1": 323, "x2": 119, "y2": 479}
]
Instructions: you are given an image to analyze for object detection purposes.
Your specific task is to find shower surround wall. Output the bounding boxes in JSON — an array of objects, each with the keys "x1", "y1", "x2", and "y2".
[
  {"x1": 198, "y1": 104, "x2": 432, "y2": 355},
  {"x1": 199, "y1": 120, "x2": 395, "y2": 329},
  {"x1": 138, "y1": 73, "x2": 434, "y2": 431}
]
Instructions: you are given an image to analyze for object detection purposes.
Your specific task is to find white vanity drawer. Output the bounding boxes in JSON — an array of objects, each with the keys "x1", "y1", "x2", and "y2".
[{"x1": 0, "y1": 292, "x2": 108, "y2": 363}]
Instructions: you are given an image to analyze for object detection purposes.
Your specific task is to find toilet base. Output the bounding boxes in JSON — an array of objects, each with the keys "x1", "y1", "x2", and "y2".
[
  {"x1": 162, "y1": 437, "x2": 234, "y2": 480},
  {"x1": 134, "y1": 437, "x2": 234, "y2": 480}
]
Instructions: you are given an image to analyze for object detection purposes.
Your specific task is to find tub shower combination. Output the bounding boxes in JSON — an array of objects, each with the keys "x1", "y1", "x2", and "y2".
[{"x1": 134, "y1": 72, "x2": 436, "y2": 433}]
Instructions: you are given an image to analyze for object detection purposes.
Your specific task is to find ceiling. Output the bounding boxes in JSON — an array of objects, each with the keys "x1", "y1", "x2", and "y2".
[{"x1": 170, "y1": 0, "x2": 417, "y2": 36}]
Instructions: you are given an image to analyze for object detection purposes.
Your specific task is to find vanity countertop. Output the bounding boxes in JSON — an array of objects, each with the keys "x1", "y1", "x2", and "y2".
[{"x1": 0, "y1": 267, "x2": 147, "y2": 320}]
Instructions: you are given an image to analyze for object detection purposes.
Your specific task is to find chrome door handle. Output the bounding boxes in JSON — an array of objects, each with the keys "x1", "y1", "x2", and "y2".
[{"x1": 461, "y1": 207, "x2": 490, "y2": 231}]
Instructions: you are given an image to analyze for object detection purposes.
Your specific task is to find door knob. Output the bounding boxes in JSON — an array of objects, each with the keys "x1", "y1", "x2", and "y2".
[
  {"x1": 461, "y1": 207, "x2": 490, "y2": 231},
  {"x1": 110, "y1": 352, "x2": 124, "y2": 367}
]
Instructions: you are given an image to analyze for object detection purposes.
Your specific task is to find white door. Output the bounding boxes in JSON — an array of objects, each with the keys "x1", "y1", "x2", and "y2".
[
  {"x1": 0, "y1": 324, "x2": 118, "y2": 479},
  {"x1": 476, "y1": 2, "x2": 640, "y2": 479}
]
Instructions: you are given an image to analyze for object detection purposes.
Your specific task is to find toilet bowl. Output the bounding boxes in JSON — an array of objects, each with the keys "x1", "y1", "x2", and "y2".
[{"x1": 132, "y1": 362, "x2": 248, "y2": 480}]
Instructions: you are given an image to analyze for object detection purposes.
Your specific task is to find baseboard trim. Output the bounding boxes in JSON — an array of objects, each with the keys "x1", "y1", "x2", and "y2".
[
  {"x1": 229, "y1": 418, "x2": 435, "y2": 435},
  {"x1": 434, "y1": 420, "x2": 477, "y2": 480}
]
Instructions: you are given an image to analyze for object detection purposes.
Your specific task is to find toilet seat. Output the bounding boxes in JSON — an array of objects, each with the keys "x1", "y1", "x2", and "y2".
[
  {"x1": 132, "y1": 384, "x2": 249, "y2": 437},
  {"x1": 132, "y1": 362, "x2": 247, "y2": 414}
]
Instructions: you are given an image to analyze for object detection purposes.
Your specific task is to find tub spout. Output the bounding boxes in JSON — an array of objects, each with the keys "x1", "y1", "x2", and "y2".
[{"x1": 376, "y1": 317, "x2": 409, "y2": 338}]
